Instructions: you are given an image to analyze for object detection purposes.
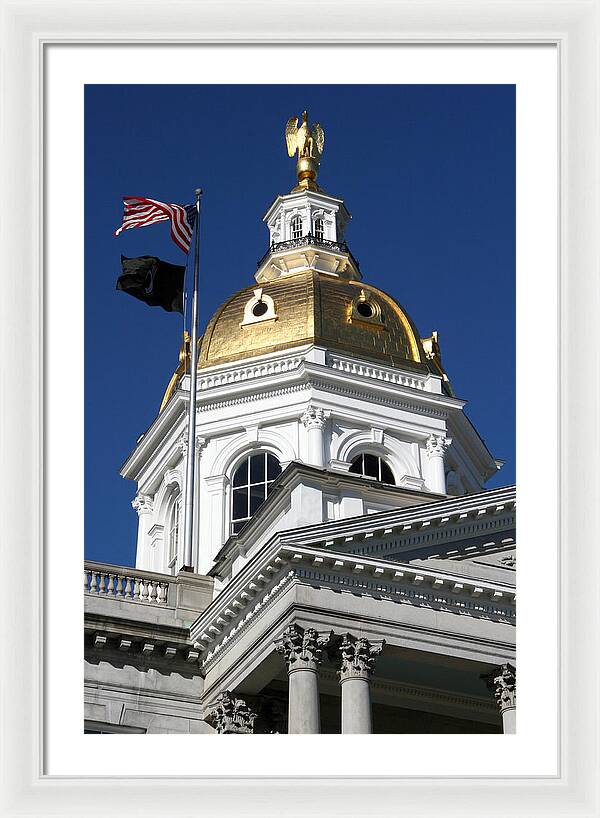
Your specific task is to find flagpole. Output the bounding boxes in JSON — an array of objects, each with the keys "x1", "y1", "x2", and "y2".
[{"x1": 182, "y1": 188, "x2": 202, "y2": 571}]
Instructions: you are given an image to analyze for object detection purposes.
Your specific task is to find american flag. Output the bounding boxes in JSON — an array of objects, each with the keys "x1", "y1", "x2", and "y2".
[{"x1": 115, "y1": 196, "x2": 197, "y2": 253}]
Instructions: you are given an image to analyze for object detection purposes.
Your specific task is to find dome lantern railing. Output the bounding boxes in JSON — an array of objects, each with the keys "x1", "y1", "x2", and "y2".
[{"x1": 256, "y1": 232, "x2": 360, "y2": 272}]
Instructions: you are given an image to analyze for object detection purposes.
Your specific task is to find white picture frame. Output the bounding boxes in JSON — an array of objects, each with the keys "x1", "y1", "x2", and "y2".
[{"x1": 1, "y1": 1, "x2": 598, "y2": 815}]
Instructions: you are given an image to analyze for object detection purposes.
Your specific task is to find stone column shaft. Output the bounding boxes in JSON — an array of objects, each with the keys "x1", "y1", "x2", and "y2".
[
  {"x1": 337, "y1": 633, "x2": 385, "y2": 735},
  {"x1": 288, "y1": 666, "x2": 320, "y2": 734},
  {"x1": 275, "y1": 624, "x2": 332, "y2": 734},
  {"x1": 341, "y1": 676, "x2": 372, "y2": 734}
]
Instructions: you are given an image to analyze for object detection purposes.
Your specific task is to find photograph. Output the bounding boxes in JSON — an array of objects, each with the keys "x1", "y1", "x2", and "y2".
[{"x1": 83, "y1": 83, "x2": 516, "y2": 735}]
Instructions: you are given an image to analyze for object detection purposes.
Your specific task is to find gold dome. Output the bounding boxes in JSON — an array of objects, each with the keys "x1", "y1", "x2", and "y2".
[
  {"x1": 199, "y1": 271, "x2": 427, "y2": 369},
  {"x1": 160, "y1": 271, "x2": 450, "y2": 410}
]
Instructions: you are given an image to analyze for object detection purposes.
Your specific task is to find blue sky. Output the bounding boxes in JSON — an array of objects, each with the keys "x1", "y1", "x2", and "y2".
[{"x1": 85, "y1": 84, "x2": 515, "y2": 567}]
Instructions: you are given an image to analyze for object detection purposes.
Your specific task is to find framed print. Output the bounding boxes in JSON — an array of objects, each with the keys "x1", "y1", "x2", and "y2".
[{"x1": 1, "y1": 1, "x2": 599, "y2": 816}]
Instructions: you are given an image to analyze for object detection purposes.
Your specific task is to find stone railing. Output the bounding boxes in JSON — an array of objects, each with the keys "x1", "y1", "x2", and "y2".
[
  {"x1": 84, "y1": 561, "x2": 174, "y2": 606},
  {"x1": 256, "y1": 233, "x2": 360, "y2": 272},
  {"x1": 327, "y1": 353, "x2": 427, "y2": 390},
  {"x1": 84, "y1": 561, "x2": 215, "y2": 621},
  {"x1": 198, "y1": 354, "x2": 304, "y2": 391}
]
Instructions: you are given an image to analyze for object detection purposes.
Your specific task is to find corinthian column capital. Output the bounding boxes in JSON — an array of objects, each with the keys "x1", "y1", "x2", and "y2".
[
  {"x1": 425, "y1": 433, "x2": 452, "y2": 459},
  {"x1": 301, "y1": 405, "x2": 327, "y2": 431},
  {"x1": 131, "y1": 493, "x2": 153, "y2": 515},
  {"x1": 205, "y1": 691, "x2": 257, "y2": 734},
  {"x1": 338, "y1": 633, "x2": 385, "y2": 682},
  {"x1": 482, "y1": 662, "x2": 516, "y2": 713},
  {"x1": 275, "y1": 624, "x2": 333, "y2": 672}
]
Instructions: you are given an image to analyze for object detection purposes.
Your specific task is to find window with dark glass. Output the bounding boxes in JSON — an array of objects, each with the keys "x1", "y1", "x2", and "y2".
[
  {"x1": 349, "y1": 453, "x2": 395, "y2": 485},
  {"x1": 291, "y1": 215, "x2": 303, "y2": 239},
  {"x1": 231, "y1": 452, "x2": 282, "y2": 534},
  {"x1": 314, "y1": 217, "x2": 324, "y2": 241}
]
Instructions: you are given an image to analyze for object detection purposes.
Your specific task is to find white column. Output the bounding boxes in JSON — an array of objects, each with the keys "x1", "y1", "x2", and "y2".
[
  {"x1": 425, "y1": 434, "x2": 452, "y2": 494},
  {"x1": 301, "y1": 405, "x2": 328, "y2": 468},
  {"x1": 275, "y1": 624, "x2": 332, "y2": 734},
  {"x1": 483, "y1": 662, "x2": 516, "y2": 734},
  {"x1": 132, "y1": 493, "x2": 154, "y2": 570},
  {"x1": 338, "y1": 633, "x2": 385, "y2": 734}
]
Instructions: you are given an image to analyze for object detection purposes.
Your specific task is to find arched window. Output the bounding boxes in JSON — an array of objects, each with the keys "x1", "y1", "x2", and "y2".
[
  {"x1": 231, "y1": 452, "x2": 282, "y2": 534},
  {"x1": 349, "y1": 453, "x2": 395, "y2": 485},
  {"x1": 314, "y1": 217, "x2": 324, "y2": 241},
  {"x1": 291, "y1": 215, "x2": 303, "y2": 240},
  {"x1": 167, "y1": 493, "x2": 181, "y2": 574}
]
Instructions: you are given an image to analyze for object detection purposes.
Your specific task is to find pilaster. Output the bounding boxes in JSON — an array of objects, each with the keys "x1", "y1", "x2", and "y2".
[{"x1": 132, "y1": 493, "x2": 154, "y2": 570}]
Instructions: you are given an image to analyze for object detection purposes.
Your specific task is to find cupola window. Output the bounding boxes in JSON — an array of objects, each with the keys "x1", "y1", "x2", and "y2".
[
  {"x1": 291, "y1": 215, "x2": 303, "y2": 240},
  {"x1": 349, "y1": 291, "x2": 383, "y2": 327},
  {"x1": 349, "y1": 453, "x2": 395, "y2": 485},
  {"x1": 240, "y1": 288, "x2": 277, "y2": 326},
  {"x1": 252, "y1": 300, "x2": 269, "y2": 317},
  {"x1": 314, "y1": 217, "x2": 324, "y2": 241},
  {"x1": 231, "y1": 452, "x2": 282, "y2": 534}
]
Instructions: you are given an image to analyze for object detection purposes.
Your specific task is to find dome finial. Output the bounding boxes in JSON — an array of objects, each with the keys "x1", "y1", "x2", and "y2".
[{"x1": 284, "y1": 111, "x2": 325, "y2": 191}]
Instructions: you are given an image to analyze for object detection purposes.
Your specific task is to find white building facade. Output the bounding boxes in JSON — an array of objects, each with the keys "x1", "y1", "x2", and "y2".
[{"x1": 84, "y1": 119, "x2": 515, "y2": 735}]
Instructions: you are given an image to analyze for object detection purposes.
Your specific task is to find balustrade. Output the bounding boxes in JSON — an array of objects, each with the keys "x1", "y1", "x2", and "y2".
[{"x1": 84, "y1": 563, "x2": 171, "y2": 606}]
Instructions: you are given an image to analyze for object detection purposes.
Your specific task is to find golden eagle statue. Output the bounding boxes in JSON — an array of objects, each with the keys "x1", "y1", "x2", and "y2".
[{"x1": 285, "y1": 111, "x2": 325, "y2": 191}]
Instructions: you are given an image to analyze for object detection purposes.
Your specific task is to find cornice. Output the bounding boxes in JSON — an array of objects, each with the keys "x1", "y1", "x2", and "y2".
[
  {"x1": 213, "y1": 482, "x2": 516, "y2": 574},
  {"x1": 197, "y1": 360, "x2": 462, "y2": 420},
  {"x1": 191, "y1": 540, "x2": 516, "y2": 671}
]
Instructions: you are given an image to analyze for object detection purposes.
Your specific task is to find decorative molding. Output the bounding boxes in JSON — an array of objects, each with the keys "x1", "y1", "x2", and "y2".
[
  {"x1": 192, "y1": 542, "x2": 516, "y2": 669},
  {"x1": 290, "y1": 562, "x2": 515, "y2": 620},
  {"x1": 331, "y1": 426, "x2": 421, "y2": 479},
  {"x1": 131, "y1": 493, "x2": 153, "y2": 515},
  {"x1": 426, "y1": 434, "x2": 452, "y2": 458},
  {"x1": 397, "y1": 474, "x2": 425, "y2": 491},
  {"x1": 301, "y1": 405, "x2": 327, "y2": 431},
  {"x1": 274, "y1": 623, "x2": 333, "y2": 673},
  {"x1": 198, "y1": 375, "x2": 448, "y2": 419},
  {"x1": 205, "y1": 691, "x2": 257, "y2": 734},
  {"x1": 176, "y1": 432, "x2": 207, "y2": 459},
  {"x1": 482, "y1": 662, "x2": 516, "y2": 713},
  {"x1": 93, "y1": 633, "x2": 107, "y2": 650},
  {"x1": 337, "y1": 633, "x2": 385, "y2": 681},
  {"x1": 319, "y1": 668, "x2": 498, "y2": 716},
  {"x1": 198, "y1": 354, "x2": 304, "y2": 391},
  {"x1": 327, "y1": 353, "x2": 427, "y2": 391},
  {"x1": 200, "y1": 382, "x2": 310, "y2": 413},
  {"x1": 198, "y1": 570, "x2": 295, "y2": 669},
  {"x1": 371, "y1": 427, "x2": 385, "y2": 444},
  {"x1": 164, "y1": 469, "x2": 182, "y2": 488}
]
